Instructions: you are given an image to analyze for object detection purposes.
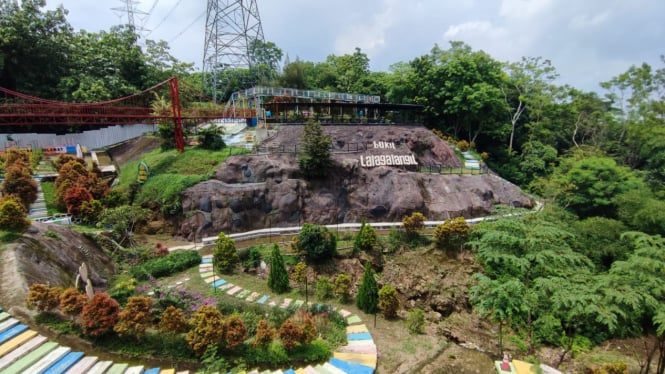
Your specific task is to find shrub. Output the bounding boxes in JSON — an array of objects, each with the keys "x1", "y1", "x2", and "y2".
[
  {"x1": 253, "y1": 319, "x2": 276, "y2": 348},
  {"x1": 402, "y1": 212, "x2": 425, "y2": 236},
  {"x1": 59, "y1": 288, "x2": 87, "y2": 319},
  {"x1": 248, "y1": 342, "x2": 289, "y2": 367},
  {"x1": 114, "y1": 296, "x2": 153, "y2": 339},
  {"x1": 407, "y1": 308, "x2": 425, "y2": 334},
  {"x1": 457, "y1": 139, "x2": 470, "y2": 151},
  {"x1": 159, "y1": 306, "x2": 188, "y2": 335},
  {"x1": 81, "y1": 293, "x2": 121, "y2": 337},
  {"x1": 296, "y1": 223, "x2": 337, "y2": 262},
  {"x1": 131, "y1": 250, "x2": 201, "y2": 280},
  {"x1": 243, "y1": 246, "x2": 262, "y2": 268},
  {"x1": 223, "y1": 313, "x2": 248, "y2": 350},
  {"x1": 434, "y1": 217, "x2": 470, "y2": 252},
  {"x1": 291, "y1": 261, "x2": 307, "y2": 291},
  {"x1": 0, "y1": 195, "x2": 30, "y2": 232},
  {"x1": 268, "y1": 244, "x2": 290, "y2": 294},
  {"x1": 378, "y1": 285, "x2": 400, "y2": 319},
  {"x1": 334, "y1": 274, "x2": 352, "y2": 303},
  {"x1": 1, "y1": 162, "x2": 37, "y2": 210},
  {"x1": 186, "y1": 306, "x2": 225, "y2": 357},
  {"x1": 279, "y1": 319, "x2": 303, "y2": 350},
  {"x1": 315, "y1": 277, "x2": 334, "y2": 301},
  {"x1": 213, "y1": 232, "x2": 239, "y2": 273},
  {"x1": 353, "y1": 219, "x2": 377, "y2": 254},
  {"x1": 27, "y1": 283, "x2": 61, "y2": 313},
  {"x1": 289, "y1": 339, "x2": 331, "y2": 363}
]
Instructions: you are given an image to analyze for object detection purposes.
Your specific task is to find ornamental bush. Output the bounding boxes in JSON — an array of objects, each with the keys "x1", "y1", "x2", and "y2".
[
  {"x1": 296, "y1": 223, "x2": 336, "y2": 262},
  {"x1": 213, "y1": 232, "x2": 239, "y2": 273},
  {"x1": 131, "y1": 250, "x2": 201, "y2": 280}
]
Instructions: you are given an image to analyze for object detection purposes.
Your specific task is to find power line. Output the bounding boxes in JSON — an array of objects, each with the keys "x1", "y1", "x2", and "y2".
[
  {"x1": 145, "y1": 0, "x2": 184, "y2": 37},
  {"x1": 140, "y1": 0, "x2": 160, "y2": 27},
  {"x1": 168, "y1": 10, "x2": 206, "y2": 43}
]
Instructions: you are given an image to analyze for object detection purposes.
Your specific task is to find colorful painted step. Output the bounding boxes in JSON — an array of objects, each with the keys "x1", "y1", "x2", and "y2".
[
  {"x1": 346, "y1": 315, "x2": 362, "y2": 325},
  {"x1": 333, "y1": 352, "x2": 377, "y2": 369},
  {"x1": 125, "y1": 365, "x2": 145, "y2": 373},
  {"x1": 0, "y1": 335, "x2": 48, "y2": 370},
  {"x1": 322, "y1": 362, "x2": 346, "y2": 374},
  {"x1": 212, "y1": 279, "x2": 227, "y2": 288},
  {"x1": 227, "y1": 285, "x2": 243, "y2": 295},
  {"x1": 246, "y1": 292, "x2": 260, "y2": 302},
  {"x1": 43, "y1": 351, "x2": 84, "y2": 374},
  {"x1": 24, "y1": 345, "x2": 71, "y2": 373},
  {"x1": 280, "y1": 298, "x2": 292, "y2": 309},
  {"x1": 159, "y1": 369, "x2": 176, "y2": 374},
  {"x1": 0, "y1": 317, "x2": 19, "y2": 333},
  {"x1": 329, "y1": 357, "x2": 374, "y2": 374},
  {"x1": 283, "y1": 369, "x2": 296, "y2": 374},
  {"x1": 338, "y1": 344, "x2": 377, "y2": 355},
  {"x1": 2, "y1": 340, "x2": 58, "y2": 374},
  {"x1": 347, "y1": 332, "x2": 372, "y2": 341},
  {"x1": 64, "y1": 355, "x2": 98, "y2": 373},
  {"x1": 87, "y1": 360, "x2": 114, "y2": 374},
  {"x1": 0, "y1": 324, "x2": 28, "y2": 344},
  {"x1": 143, "y1": 368, "x2": 161, "y2": 374},
  {"x1": 219, "y1": 283, "x2": 235, "y2": 291},
  {"x1": 0, "y1": 311, "x2": 10, "y2": 321},
  {"x1": 293, "y1": 300, "x2": 304, "y2": 309},
  {"x1": 204, "y1": 276, "x2": 216, "y2": 283},
  {"x1": 201, "y1": 257, "x2": 213, "y2": 263},
  {"x1": 106, "y1": 362, "x2": 130, "y2": 374},
  {"x1": 346, "y1": 324, "x2": 369, "y2": 334},
  {"x1": 256, "y1": 295, "x2": 270, "y2": 304},
  {"x1": 0, "y1": 329, "x2": 38, "y2": 357},
  {"x1": 236, "y1": 289, "x2": 251, "y2": 299},
  {"x1": 200, "y1": 272, "x2": 214, "y2": 278}
]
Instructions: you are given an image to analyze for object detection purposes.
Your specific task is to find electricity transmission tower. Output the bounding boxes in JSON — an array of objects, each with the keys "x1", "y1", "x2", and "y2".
[
  {"x1": 111, "y1": 0, "x2": 149, "y2": 36},
  {"x1": 202, "y1": 0, "x2": 265, "y2": 102}
]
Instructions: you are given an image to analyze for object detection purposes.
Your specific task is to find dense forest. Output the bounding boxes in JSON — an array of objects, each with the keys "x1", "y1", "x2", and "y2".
[{"x1": 3, "y1": 0, "x2": 665, "y2": 371}]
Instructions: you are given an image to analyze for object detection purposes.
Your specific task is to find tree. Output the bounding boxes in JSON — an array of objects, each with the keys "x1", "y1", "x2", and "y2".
[
  {"x1": 267, "y1": 244, "x2": 290, "y2": 294},
  {"x1": 97, "y1": 205, "x2": 150, "y2": 246},
  {"x1": 0, "y1": 195, "x2": 30, "y2": 232},
  {"x1": 0, "y1": 0, "x2": 72, "y2": 97},
  {"x1": 334, "y1": 273, "x2": 352, "y2": 303},
  {"x1": 158, "y1": 306, "x2": 188, "y2": 335},
  {"x1": 249, "y1": 39, "x2": 283, "y2": 83},
  {"x1": 315, "y1": 276, "x2": 334, "y2": 300},
  {"x1": 114, "y1": 296, "x2": 153, "y2": 340},
  {"x1": 291, "y1": 261, "x2": 307, "y2": 292},
  {"x1": 186, "y1": 306, "x2": 225, "y2": 357},
  {"x1": 1, "y1": 163, "x2": 37, "y2": 211},
  {"x1": 296, "y1": 223, "x2": 336, "y2": 262},
  {"x1": 406, "y1": 308, "x2": 425, "y2": 335},
  {"x1": 81, "y1": 292, "x2": 121, "y2": 337},
  {"x1": 213, "y1": 232, "x2": 239, "y2": 273},
  {"x1": 353, "y1": 219, "x2": 378, "y2": 254},
  {"x1": 298, "y1": 120, "x2": 331, "y2": 179},
  {"x1": 356, "y1": 263, "x2": 379, "y2": 314},
  {"x1": 223, "y1": 313, "x2": 248, "y2": 350},
  {"x1": 278, "y1": 319, "x2": 303, "y2": 350},
  {"x1": 197, "y1": 126, "x2": 226, "y2": 151},
  {"x1": 378, "y1": 285, "x2": 400, "y2": 319},
  {"x1": 252, "y1": 319, "x2": 276, "y2": 348},
  {"x1": 64, "y1": 185, "x2": 93, "y2": 217},
  {"x1": 59, "y1": 288, "x2": 87, "y2": 320},
  {"x1": 402, "y1": 212, "x2": 425, "y2": 236},
  {"x1": 27, "y1": 283, "x2": 61, "y2": 313},
  {"x1": 434, "y1": 217, "x2": 470, "y2": 252},
  {"x1": 79, "y1": 199, "x2": 104, "y2": 224}
]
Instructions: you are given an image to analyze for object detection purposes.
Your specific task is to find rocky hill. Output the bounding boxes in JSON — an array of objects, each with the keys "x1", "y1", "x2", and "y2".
[{"x1": 178, "y1": 125, "x2": 533, "y2": 239}]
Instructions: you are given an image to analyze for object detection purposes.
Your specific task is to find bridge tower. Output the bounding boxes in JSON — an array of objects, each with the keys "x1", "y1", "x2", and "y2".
[
  {"x1": 202, "y1": 0, "x2": 265, "y2": 102},
  {"x1": 111, "y1": 0, "x2": 148, "y2": 36}
]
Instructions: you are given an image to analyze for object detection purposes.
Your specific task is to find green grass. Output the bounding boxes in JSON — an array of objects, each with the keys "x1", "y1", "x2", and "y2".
[
  {"x1": 116, "y1": 146, "x2": 250, "y2": 215},
  {"x1": 40, "y1": 181, "x2": 61, "y2": 215}
]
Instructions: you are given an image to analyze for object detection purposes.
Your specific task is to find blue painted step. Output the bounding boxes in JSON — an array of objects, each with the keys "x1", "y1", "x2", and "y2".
[
  {"x1": 143, "y1": 368, "x2": 161, "y2": 374},
  {"x1": 283, "y1": 369, "x2": 296, "y2": 374},
  {"x1": 256, "y1": 295, "x2": 269, "y2": 304},
  {"x1": 201, "y1": 258, "x2": 213, "y2": 263},
  {"x1": 0, "y1": 325, "x2": 28, "y2": 344},
  {"x1": 43, "y1": 351, "x2": 84, "y2": 374},
  {"x1": 212, "y1": 279, "x2": 227, "y2": 288},
  {"x1": 329, "y1": 357, "x2": 374, "y2": 374},
  {"x1": 347, "y1": 332, "x2": 372, "y2": 341}
]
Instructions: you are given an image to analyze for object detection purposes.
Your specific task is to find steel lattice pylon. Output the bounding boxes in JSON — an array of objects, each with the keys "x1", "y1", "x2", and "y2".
[
  {"x1": 202, "y1": 0, "x2": 265, "y2": 102},
  {"x1": 111, "y1": 0, "x2": 148, "y2": 35}
]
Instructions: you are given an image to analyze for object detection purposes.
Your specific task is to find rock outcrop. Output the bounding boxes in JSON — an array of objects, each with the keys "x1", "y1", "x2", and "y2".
[{"x1": 178, "y1": 125, "x2": 533, "y2": 239}]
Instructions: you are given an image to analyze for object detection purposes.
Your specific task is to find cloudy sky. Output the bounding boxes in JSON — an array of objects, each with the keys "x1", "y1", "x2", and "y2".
[{"x1": 47, "y1": 0, "x2": 663, "y2": 92}]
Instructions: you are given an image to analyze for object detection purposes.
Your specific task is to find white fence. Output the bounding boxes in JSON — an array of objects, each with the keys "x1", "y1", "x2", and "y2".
[{"x1": 1, "y1": 124, "x2": 156, "y2": 150}]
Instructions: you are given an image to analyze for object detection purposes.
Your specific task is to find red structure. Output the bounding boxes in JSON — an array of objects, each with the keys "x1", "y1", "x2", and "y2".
[{"x1": 0, "y1": 77, "x2": 255, "y2": 152}]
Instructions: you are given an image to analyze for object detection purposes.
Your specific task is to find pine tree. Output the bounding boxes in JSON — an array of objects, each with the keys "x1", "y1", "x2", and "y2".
[
  {"x1": 356, "y1": 262, "x2": 379, "y2": 314},
  {"x1": 298, "y1": 120, "x2": 332, "y2": 179},
  {"x1": 353, "y1": 218, "x2": 377, "y2": 254},
  {"x1": 268, "y1": 244, "x2": 290, "y2": 294}
]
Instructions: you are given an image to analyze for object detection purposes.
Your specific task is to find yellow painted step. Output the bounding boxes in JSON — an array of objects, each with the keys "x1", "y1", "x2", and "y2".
[
  {"x1": 333, "y1": 351, "x2": 377, "y2": 368},
  {"x1": 0, "y1": 330, "x2": 37, "y2": 358},
  {"x1": 346, "y1": 324, "x2": 369, "y2": 334}
]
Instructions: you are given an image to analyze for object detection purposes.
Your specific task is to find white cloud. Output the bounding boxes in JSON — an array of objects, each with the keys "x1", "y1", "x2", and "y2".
[
  {"x1": 499, "y1": 0, "x2": 554, "y2": 20},
  {"x1": 569, "y1": 11, "x2": 611, "y2": 29},
  {"x1": 333, "y1": 0, "x2": 398, "y2": 59}
]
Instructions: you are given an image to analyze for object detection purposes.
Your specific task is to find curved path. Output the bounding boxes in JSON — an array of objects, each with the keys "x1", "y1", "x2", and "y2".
[{"x1": 199, "y1": 255, "x2": 377, "y2": 374}]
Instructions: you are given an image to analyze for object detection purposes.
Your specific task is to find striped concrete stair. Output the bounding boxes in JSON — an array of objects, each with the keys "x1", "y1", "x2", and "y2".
[
  {"x1": 0, "y1": 335, "x2": 49, "y2": 371},
  {"x1": 0, "y1": 329, "x2": 38, "y2": 357},
  {"x1": 24, "y1": 345, "x2": 71, "y2": 373},
  {"x1": 2, "y1": 341, "x2": 59, "y2": 374},
  {"x1": 43, "y1": 350, "x2": 84, "y2": 374},
  {"x1": 64, "y1": 355, "x2": 98, "y2": 373},
  {"x1": 105, "y1": 362, "x2": 129, "y2": 373},
  {"x1": 198, "y1": 256, "x2": 377, "y2": 374},
  {"x1": 87, "y1": 360, "x2": 114, "y2": 373}
]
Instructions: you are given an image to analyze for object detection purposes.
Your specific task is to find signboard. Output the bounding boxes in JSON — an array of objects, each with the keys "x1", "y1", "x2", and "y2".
[{"x1": 359, "y1": 141, "x2": 418, "y2": 168}]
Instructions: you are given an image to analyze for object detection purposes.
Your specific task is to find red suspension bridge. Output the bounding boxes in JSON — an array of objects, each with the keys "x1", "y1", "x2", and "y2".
[{"x1": 0, "y1": 77, "x2": 255, "y2": 152}]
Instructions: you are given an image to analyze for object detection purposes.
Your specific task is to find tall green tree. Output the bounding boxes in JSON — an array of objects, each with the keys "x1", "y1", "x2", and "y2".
[
  {"x1": 213, "y1": 232, "x2": 239, "y2": 273},
  {"x1": 353, "y1": 219, "x2": 377, "y2": 254},
  {"x1": 267, "y1": 244, "x2": 290, "y2": 294},
  {"x1": 296, "y1": 223, "x2": 336, "y2": 262},
  {"x1": 298, "y1": 120, "x2": 332, "y2": 179},
  {"x1": 356, "y1": 262, "x2": 379, "y2": 314},
  {"x1": 0, "y1": 0, "x2": 72, "y2": 97}
]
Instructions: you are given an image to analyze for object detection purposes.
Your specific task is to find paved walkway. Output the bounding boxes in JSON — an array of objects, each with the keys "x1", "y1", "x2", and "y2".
[{"x1": 199, "y1": 255, "x2": 377, "y2": 374}]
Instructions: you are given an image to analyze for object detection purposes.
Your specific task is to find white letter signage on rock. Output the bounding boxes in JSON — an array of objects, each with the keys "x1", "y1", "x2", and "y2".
[{"x1": 360, "y1": 154, "x2": 417, "y2": 168}]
